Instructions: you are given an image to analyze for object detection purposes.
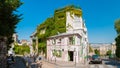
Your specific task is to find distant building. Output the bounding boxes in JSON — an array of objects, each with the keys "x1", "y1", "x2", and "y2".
[
  {"x1": 8, "y1": 33, "x2": 18, "y2": 55},
  {"x1": 30, "y1": 30, "x2": 37, "y2": 45},
  {"x1": 13, "y1": 33, "x2": 18, "y2": 43},
  {"x1": 90, "y1": 43, "x2": 116, "y2": 56},
  {"x1": 30, "y1": 30, "x2": 38, "y2": 55},
  {"x1": 47, "y1": 5, "x2": 88, "y2": 63},
  {"x1": 20, "y1": 39, "x2": 28, "y2": 45}
]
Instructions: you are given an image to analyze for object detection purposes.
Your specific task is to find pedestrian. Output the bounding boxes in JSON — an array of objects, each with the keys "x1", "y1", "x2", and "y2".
[
  {"x1": 7, "y1": 54, "x2": 15, "y2": 68},
  {"x1": 10, "y1": 54, "x2": 15, "y2": 63}
]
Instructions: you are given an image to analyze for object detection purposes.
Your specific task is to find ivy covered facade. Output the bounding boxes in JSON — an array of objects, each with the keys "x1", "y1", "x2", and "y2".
[
  {"x1": 31, "y1": 5, "x2": 89, "y2": 63},
  {"x1": 46, "y1": 5, "x2": 88, "y2": 63}
]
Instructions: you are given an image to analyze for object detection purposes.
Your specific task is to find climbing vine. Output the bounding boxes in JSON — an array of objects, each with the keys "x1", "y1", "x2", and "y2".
[{"x1": 36, "y1": 5, "x2": 82, "y2": 55}]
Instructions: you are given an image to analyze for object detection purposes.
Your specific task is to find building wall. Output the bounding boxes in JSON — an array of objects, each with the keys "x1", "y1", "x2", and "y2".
[
  {"x1": 90, "y1": 43, "x2": 116, "y2": 56},
  {"x1": 47, "y1": 7, "x2": 88, "y2": 64},
  {"x1": 66, "y1": 12, "x2": 83, "y2": 33},
  {"x1": 47, "y1": 34, "x2": 88, "y2": 63}
]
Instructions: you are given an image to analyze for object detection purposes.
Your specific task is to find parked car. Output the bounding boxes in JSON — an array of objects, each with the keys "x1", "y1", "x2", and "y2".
[
  {"x1": 89, "y1": 54, "x2": 102, "y2": 64},
  {"x1": 109, "y1": 54, "x2": 115, "y2": 59}
]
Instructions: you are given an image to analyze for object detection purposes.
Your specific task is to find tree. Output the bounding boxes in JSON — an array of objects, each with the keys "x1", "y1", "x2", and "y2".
[
  {"x1": 89, "y1": 45, "x2": 93, "y2": 53},
  {"x1": 115, "y1": 19, "x2": 120, "y2": 34},
  {"x1": 94, "y1": 49, "x2": 100, "y2": 55},
  {"x1": 115, "y1": 35, "x2": 120, "y2": 58},
  {"x1": 114, "y1": 19, "x2": 120, "y2": 58},
  {"x1": 0, "y1": 0, "x2": 22, "y2": 67},
  {"x1": 106, "y1": 50, "x2": 112, "y2": 56},
  {"x1": 13, "y1": 44, "x2": 30, "y2": 55}
]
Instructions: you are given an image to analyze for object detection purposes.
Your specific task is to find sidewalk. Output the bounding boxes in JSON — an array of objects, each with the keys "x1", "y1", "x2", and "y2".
[
  {"x1": 42, "y1": 59, "x2": 88, "y2": 68},
  {"x1": 30, "y1": 60, "x2": 55, "y2": 68},
  {"x1": 29, "y1": 57, "x2": 89, "y2": 68}
]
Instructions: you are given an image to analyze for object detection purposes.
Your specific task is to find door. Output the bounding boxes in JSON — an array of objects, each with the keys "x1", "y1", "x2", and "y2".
[{"x1": 68, "y1": 51, "x2": 73, "y2": 61}]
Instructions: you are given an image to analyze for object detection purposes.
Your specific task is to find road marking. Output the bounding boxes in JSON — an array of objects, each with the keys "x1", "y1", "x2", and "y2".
[
  {"x1": 89, "y1": 65, "x2": 95, "y2": 68},
  {"x1": 98, "y1": 65, "x2": 104, "y2": 68},
  {"x1": 90, "y1": 65, "x2": 102, "y2": 68},
  {"x1": 106, "y1": 65, "x2": 117, "y2": 68}
]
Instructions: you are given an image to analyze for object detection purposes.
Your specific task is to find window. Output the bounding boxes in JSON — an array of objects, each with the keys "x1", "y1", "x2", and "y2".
[
  {"x1": 69, "y1": 36, "x2": 75, "y2": 45},
  {"x1": 52, "y1": 39, "x2": 56, "y2": 45},
  {"x1": 52, "y1": 50, "x2": 62, "y2": 57},
  {"x1": 58, "y1": 38, "x2": 61, "y2": 43}
]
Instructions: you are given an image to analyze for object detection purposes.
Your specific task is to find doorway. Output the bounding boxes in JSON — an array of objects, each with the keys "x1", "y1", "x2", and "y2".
[{"x1": 68, "y1": 51, "x2": 73, "y2": 61}]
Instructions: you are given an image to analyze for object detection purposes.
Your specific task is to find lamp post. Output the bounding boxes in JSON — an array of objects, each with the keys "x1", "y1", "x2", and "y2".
[
  {"x1": 54, "y1": 49, "x2": 57, "y2": 68},
  {"x1": 74, "y1": 48, "x2": 76, "y2": 68}
]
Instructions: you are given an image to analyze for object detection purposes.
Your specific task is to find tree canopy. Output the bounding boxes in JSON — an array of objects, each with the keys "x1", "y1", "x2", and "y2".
[
  {"x1": 106, "y1": 50, "x2": 112, "y2": 56},
  {"x1": 94, "y1": 49, "x2": 100, "y2": 55},
  {"x1": 115, "y1": 19, "x2": 120, "y2": 34},
  {"x1": 0, "y1": 0, "x2": 22, "y2": 67},
  {"x1": 114, "y1": 19, "x2": 120, "y2": 58},
  {"x1": 13, "y1": 43, "x2": 30, "y2": 55},
  {"x1": 0, "y1": 0, "x2": 22, "y2": 49}
]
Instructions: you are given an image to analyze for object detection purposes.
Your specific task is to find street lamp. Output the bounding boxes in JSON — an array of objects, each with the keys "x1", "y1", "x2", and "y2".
[
  {"x1": 74, "y1": 48, "x2": 76, "y2": 68},
  {"x1": 54, "y1": 49, "x2": 57, "y2": 68}
]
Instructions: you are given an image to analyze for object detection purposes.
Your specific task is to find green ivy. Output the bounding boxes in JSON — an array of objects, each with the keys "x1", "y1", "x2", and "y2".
[
  {"x1": 13, "y1": 44, "x2": 30, "y2": 55},
  {"x1": 36, "y1": 5, "x2": 82, "y2": 56}
]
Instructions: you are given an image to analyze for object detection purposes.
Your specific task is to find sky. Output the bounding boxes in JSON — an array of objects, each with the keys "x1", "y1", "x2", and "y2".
[{"x1": 16, "y1": 0, "x2": 120, "y2": 43}]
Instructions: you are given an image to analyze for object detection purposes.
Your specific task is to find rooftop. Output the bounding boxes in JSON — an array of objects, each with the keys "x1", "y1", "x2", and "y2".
[
  {"x1": 48, "y1": 32, "x2": 81, "y2": 39},
  {"x1": 55, "y1": 5, "x2": 82, "y2": 13}
]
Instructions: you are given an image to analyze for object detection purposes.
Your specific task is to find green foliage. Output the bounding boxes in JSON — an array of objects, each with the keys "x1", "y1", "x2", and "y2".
[
  {"x1": 94, "y1": 49, "x2": 100, "y2": 55},
  {"x1": 55, "y1": 5, "x2": 82, "y2": 17},
  {"x1": 106, "y1": 50, "x2": 112, "y2": 56},
  {"x1": 0, "y1": 0, "x2": 22, "y2": 50},
  {"x1": 53, "y1": 50, "x2": 62, "y2": 57},
  {"x1": 13, "y1": 44, "x2": 30, "y2": 55},
  {"x1": 54, "y1": 11, "x2": 66, "y2": 33},
  {"x1": 38, "y1": 42, "x2": 46, "y2": 54},
  {"x1": 115, "y1": 34, "x2": 120, "y2": 58},
  {"x1": 36, "y1": 5, "x2": 82, "y2": 55},
  {"x1": 114, "y1": 19, "x2": 120, "y2": 58},
  {"x1": 89, "y1": 45, "x2": 93, "y2": 53},
  {"x1": 115, "y1": 19, "x2": 120, "y2": 34}
]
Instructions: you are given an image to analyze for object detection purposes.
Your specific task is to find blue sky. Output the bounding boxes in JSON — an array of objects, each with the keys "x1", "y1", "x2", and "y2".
[{"x1": 16, "y1": 0, "x2": 120, "y2": 43}]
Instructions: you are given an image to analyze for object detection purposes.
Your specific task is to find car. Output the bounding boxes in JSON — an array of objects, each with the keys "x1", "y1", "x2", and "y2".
[
  {"x1": 109, "y1": 54, "x2": 115, "y2": 59},
  {"x1": 89, "y1": 54, "x2": 102, "y2": 64}
]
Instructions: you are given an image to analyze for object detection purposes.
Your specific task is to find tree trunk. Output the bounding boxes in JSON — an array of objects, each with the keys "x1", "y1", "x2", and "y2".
[{"x1": 0, "y1": 37, "x2": 7, "y2": 68}]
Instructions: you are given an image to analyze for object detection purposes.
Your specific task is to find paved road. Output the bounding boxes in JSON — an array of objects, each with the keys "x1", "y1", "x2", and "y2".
[
  {"x1": 40, "y1": 59, "x2": 120, "y2": 68},
  {"x1": 42, "y1": 62, "x2": 120, "y2": 68},
  {"x1": 20, "y1": 56, "x2": 120, "y2": 68},
  {"x1": 8, "y1": 56, "x2": 26, "y2": 68}
]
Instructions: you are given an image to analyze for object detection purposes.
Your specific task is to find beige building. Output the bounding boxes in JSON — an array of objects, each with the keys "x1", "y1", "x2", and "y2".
[{"x1": 90, "y1": 43, "x2": 116, "y2": 56}]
